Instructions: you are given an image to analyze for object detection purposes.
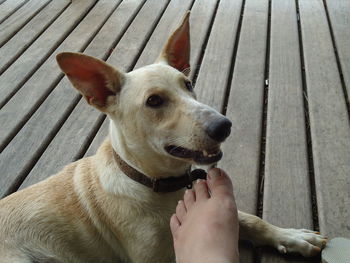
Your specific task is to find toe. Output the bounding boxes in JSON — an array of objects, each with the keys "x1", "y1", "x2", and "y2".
[
  {"x1": 176, "y1": 200, "x2": 187, "y2": 222},
  {"x1": 170, "y1": 214, "x2": 181, "y2": 240},
  {"x1": 193, "y1": 179, "x2": 209, "y2": 201},
  {"x1": 298, "y1": 241, "x2": 321, "y2": 257},
  {"x1": 207, "y1": 168, "x2": 234, "y2": 198},
  {"x1": 303, "y1": 233, "x2": 328, "y2": 249},
  {"x1": 184, "y1": 189, "x2": 195, "y2": 209}
]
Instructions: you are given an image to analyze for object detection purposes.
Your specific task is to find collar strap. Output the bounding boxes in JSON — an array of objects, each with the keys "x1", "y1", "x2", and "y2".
[{"x1": 113, "y1": 150, "x2": 207, "y2": 192}]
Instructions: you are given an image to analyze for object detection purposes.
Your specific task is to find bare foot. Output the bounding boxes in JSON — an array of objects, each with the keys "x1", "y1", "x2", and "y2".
[{"x1": 170, "y1": 168, "x2": 239, "y2": 263}]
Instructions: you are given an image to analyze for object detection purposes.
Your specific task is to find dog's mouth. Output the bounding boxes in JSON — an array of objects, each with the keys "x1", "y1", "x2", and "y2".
[{"x1": 165, "y1": 145, "x2": 223, "y2": 165}]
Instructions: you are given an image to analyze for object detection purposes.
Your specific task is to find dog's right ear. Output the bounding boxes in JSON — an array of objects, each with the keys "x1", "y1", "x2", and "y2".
[
  {"x1": 157, "y1": 11, "x2": 190, "y2": 75},
  {"x1": 56, "y1": 52, "x2": 124, "y2": 112}
]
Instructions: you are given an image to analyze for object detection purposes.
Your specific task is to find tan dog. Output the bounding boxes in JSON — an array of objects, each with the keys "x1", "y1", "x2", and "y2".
[{"x1": 0, "y1": 13, "x2": 326, "y2": 262}]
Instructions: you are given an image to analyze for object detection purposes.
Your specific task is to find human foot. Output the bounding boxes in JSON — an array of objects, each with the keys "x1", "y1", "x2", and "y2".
[{"x1": 170, "y1": 168, "x2": 239, "y2": 263}]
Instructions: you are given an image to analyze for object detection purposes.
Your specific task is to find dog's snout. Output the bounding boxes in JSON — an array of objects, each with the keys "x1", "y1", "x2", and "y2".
[{"x1": 206, "y1": 117, "x2": 232, "y2": 142}]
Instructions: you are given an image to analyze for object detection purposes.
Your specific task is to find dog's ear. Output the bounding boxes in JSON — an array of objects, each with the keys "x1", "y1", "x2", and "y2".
[
  {"x1": 157, "y1": 11, "x2": 190, "y2": 75},
  {"x1": 56, "y1": 52, "x2": 124, "y2": 111}
]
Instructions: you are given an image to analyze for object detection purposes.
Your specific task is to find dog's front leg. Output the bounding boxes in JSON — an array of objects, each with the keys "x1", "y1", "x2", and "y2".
[{"x1": 238, "y1": 211, "x2": 327, "y2": 257}]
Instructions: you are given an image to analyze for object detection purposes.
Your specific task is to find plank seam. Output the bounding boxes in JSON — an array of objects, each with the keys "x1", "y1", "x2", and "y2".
[
  {"x1": 256, "y1": 0, "x2": 271, "y2": 223},
  {"x1": 221, "y1": 0, "x2": 246, "y2": 115},
  {"x1": 73, "y1": 114, "x2": 107, "y2": 162},
  {"x1": 0, "y1": 0, "x2": 52, "y2": 48},
  {"x1": 0, "y1": 0, "x2": 29, "y2": 25},
  {"x1": 0, "y1": 0, "x2": 117, "y2": 153},
  {"x1": 188, "y1": 0, "x2": 196, "y2": 11},
  {"x1": 295, "y1": 0, "x2": 320, "y2": 231},
  {"x1": 192, "y1": 0, "x2": 221, "y2": 85},
  {"x1": 254, "y1": 1, "x2": 272, "y2": 262},
  {"x1": 103, "y1": 0, "x2": 148, "y2": 62},
  {"x1": 6, "y1": 0, "x2": 149, "y2": 194},
  {"x1": 0, "y1": 1, "x2": 72, "y2": 76},
  {"x1": 322, "y1": 0, "x2": 350, "y2": 122},
  {"x1": 3, "y1": 94, "x2": 82, "y2": 197},
  {"x1": 0, "y1": 0, "x2": 100, "y2": 110},
  {"x1": 127, "y1": 0, "x2": 172, "y2": 72}
]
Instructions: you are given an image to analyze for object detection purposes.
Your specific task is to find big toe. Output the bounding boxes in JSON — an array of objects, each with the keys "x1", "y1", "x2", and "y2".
[{"x1": 207, "y1": 168, "x2": 234, "y2": 198}]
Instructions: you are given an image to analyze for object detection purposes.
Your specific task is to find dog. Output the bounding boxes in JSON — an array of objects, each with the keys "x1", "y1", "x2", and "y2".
[{"x1": 0, "y1": 12, "x2": 326, "y2": 262}]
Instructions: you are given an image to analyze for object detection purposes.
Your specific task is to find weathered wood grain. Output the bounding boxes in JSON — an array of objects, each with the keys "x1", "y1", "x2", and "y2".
[
  {"x1": 261, "y1": 0, "x2": 314, "y2": 262},
  {"x1": 0, "y1": 0, "x2": 70, "y2": 73},
  {"x1": 0, "y1": 0, "x2": 51, "y2": 47},
  {"x1": 19, "y1": 0, "x2": 169, "y2": 188},
  {"x1": 20, "y1": 99, "x2": 103, "y2": 188},
  {"x1": 221, "y1": 0, "x2": 267, "y2": 229},
  {"x1": 0, "y1": 0, "x2": 129, "y2": 196},
  {"x1": 0, "y1": 0, "x2": 145, "y2": 195},
  {"x1": 299, "y1": 0, "x2": 350, "y2": 238},
  {"x1": 187, "y1": 0, "x2": 219, "y2": 81},
  {"x1": 0, "y1": 0, "x2": 27, "y2": 24},
  {"x1": 0, "y1": 0, "x2": 96, "y2": 108},
  {"x1": 325, "y1": 0, "x2": 350, "y2": 106},
  {"x1": 0, "y1": 0, "x2": 111, "y2": 151},
  {"x1": 134, "y1": 0, "x2": 193, "y2": 68},
  {"x1": 194, "y1": 0, "x2": 242, "y2": 111}
]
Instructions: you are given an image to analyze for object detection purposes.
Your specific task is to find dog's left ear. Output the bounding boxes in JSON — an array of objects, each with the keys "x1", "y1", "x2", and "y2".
[
  {"x1": 56, "y1": 52, "x2": 125, "y2": 112},
  {"x1": 157, "y1": 11, "x2": 190, "y2": 75}
]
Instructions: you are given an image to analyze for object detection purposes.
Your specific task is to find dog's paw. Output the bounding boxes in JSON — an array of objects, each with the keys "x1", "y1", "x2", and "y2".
[{"x1": 273, "y1": 228, "x2": 328, "y2": 257}]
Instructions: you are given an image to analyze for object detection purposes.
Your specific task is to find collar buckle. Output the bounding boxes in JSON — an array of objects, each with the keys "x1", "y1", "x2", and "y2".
[{"x1": 152, "y1": 179, "x2": 160, "y2": 192}]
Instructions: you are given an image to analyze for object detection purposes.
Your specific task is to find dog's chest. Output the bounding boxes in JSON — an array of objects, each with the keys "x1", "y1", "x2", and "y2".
[{"x1": 110, "y1": 201, "x2": 176, "y2": 263}]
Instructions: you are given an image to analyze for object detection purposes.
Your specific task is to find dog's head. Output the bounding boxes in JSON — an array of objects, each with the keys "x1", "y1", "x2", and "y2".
[{"x1": 56, "y1": 12, "x2": 231, "y2": 177}]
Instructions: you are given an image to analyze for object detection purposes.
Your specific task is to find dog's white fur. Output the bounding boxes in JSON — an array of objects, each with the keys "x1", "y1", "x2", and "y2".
[{"x1": 0, "y1": 12, "x2": 326, "y2": 263}]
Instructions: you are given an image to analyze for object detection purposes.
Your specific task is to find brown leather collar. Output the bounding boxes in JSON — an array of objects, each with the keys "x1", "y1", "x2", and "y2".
[{"x1": 113, "y1": 150, "x2": 207, "y2": 192}]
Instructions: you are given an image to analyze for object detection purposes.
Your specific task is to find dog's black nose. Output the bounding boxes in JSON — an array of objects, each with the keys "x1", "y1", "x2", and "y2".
[{"x1": 206, "y1": 117, "x2": 232, "y2": 142}]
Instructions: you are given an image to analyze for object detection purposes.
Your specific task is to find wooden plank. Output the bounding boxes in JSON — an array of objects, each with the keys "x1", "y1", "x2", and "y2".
[
  {"x1": 194, "y1": 0, "x2": 241, "y2": 111},
  {"x1": 20, "y1": 99, "x2": 103, "y2": 188},
  {"x1": 0, "y1": 0, "x2": 96, "y2": 108},
  {"x1": 195, "y1": 0, "x2": 264, "y2": 261},
  {"x1": 325, "y1": 0, "x2": 350, "y2": 104},
  {"x1": 19, "y1": 0, "x2": 169, "y2": 188},
  {"x1": 299, "y1": 0, "x2": 350, "y2": 238},
  {"x1": 0, "y1": 0, "x2": 27, "y2": 24},
  {"x1": 0, "y1": 0, "x2": 51, "y2": 47},
  {"x1": 221, "y1": 0, "x2": 268, "y2": 252},
  {"x1": 134, "y1": 0, "x2": 218, "y2": 73},
  {"x1": 188, "y1": 0, "x2": 219, "y2": 81},
  {"x1": 85, "y1": 118, "x2": 110, "y2": 157},
  {"x1": 1, "y1": 0, "x2": 145, "y2": 195},
  {"x1": 0, "y1": 0, "x2": 70, "y2": 73},
  {"x1": 0, "y1": 0, "x2": 136, "y2": 196},
  {"x1": 134, "y1": 0, "x2": 193, "y2": 68},
  {"x1": 0, "y1": 0, "x2": 109, "y2": 151},
  {"x1": 261, "y1": 0, "x2": 314, "y2": 262}
]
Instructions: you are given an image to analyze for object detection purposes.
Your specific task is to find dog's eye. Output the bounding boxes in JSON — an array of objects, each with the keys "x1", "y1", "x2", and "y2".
[
  {"x1": 146, "y1": 95, "x2": 164, "y2": 107},
  {"x1": 185, "y1": 80, "x2": 193, "y2": 92}
]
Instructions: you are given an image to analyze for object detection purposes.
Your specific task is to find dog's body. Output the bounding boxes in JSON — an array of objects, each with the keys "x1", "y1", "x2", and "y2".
[
  {"x1": 1, "y1": 138, "x2": 179, "y2": 262},
  {"x1": 0, "y1": 12, "x2": 326, "y2": 262}
]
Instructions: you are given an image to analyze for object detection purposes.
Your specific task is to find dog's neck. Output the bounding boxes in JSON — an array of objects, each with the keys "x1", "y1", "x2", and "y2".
[{"x1": 109, "y1": 121, "x2": 191, "y2": 179}]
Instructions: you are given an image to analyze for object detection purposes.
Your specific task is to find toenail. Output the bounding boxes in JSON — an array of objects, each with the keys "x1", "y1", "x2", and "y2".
[{"x1": 208, "y1": 168, "x2": 221, "y2": 179}]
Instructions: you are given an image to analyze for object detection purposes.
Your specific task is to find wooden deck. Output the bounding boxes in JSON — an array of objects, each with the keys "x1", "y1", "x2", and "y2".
[{"x1": 0, "y1": 0, "x2": 349, "y2": 262}]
